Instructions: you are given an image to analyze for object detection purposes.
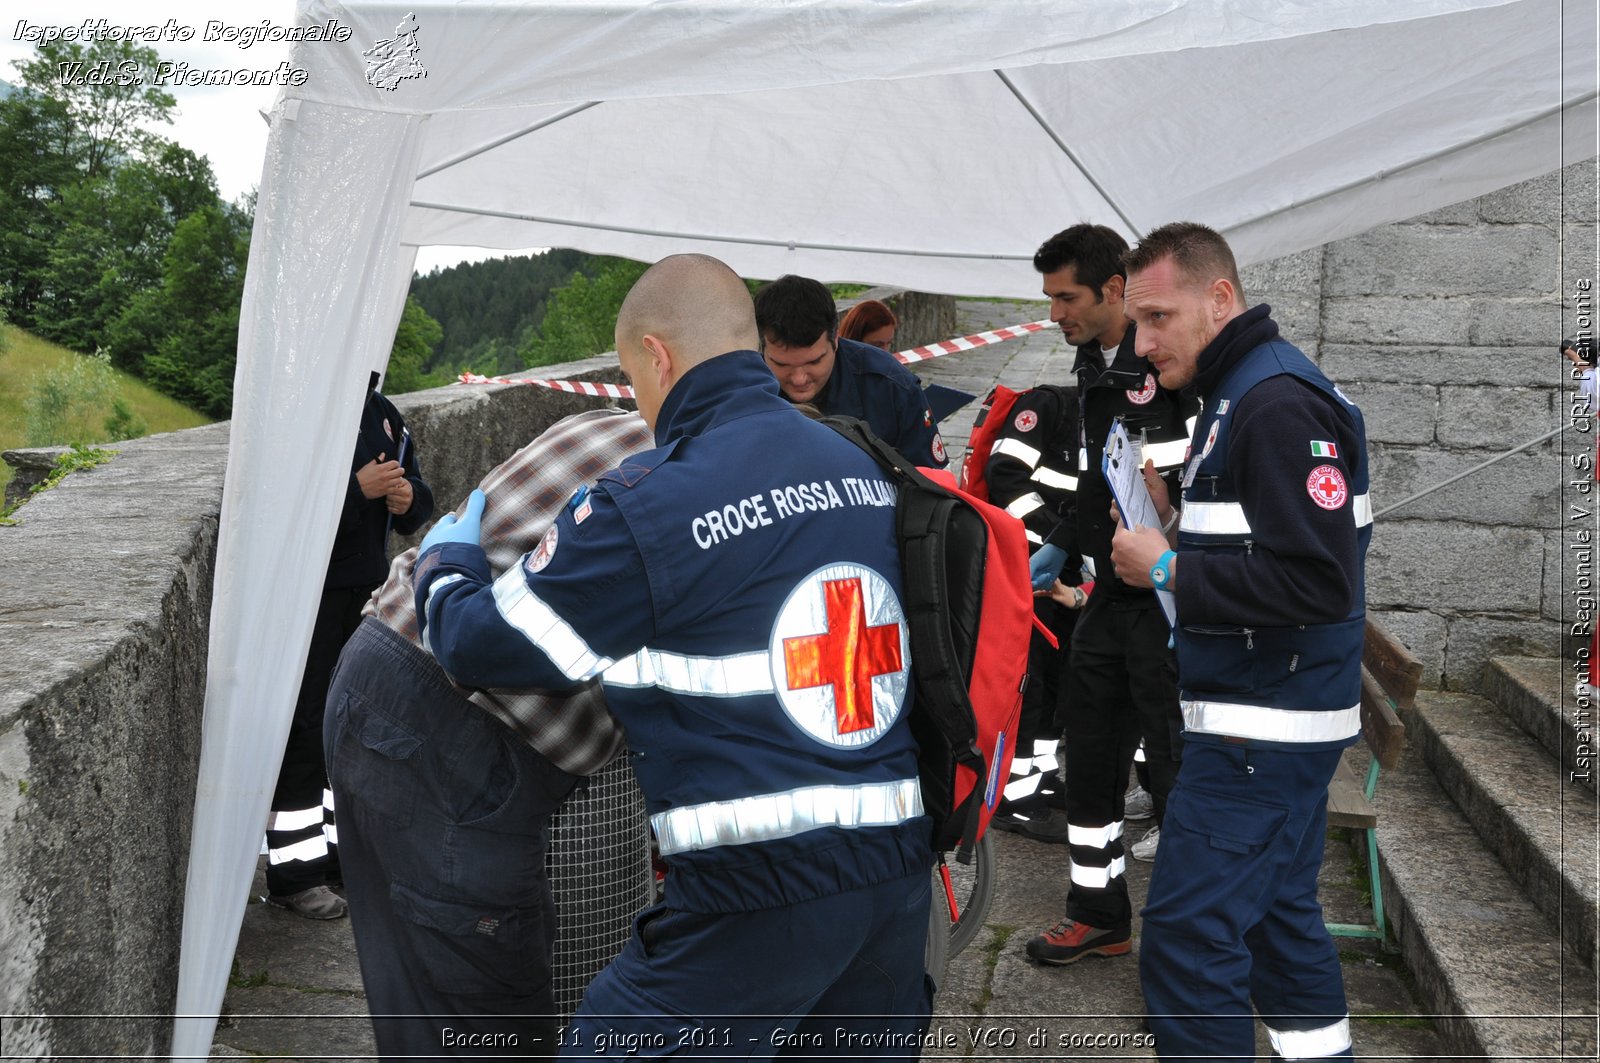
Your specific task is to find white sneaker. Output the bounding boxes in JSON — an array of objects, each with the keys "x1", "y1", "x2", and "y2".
[
  {"x1": 1123, "y1": 784, "x2": 1154, "y2": 820},
  {"x1": 1130, "y1": 825, "x2": 1160, "y2": 862}
]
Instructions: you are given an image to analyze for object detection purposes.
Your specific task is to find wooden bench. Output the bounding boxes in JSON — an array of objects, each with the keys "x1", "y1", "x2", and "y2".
[{"x1": 1324, "y1": 617, "x2": 1421, "y2": 946}]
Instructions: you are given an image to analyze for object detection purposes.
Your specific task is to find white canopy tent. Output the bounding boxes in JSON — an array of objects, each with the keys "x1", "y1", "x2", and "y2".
[{"x1": 172, "y1": 0, "x2": 1597, "y2": 1056}]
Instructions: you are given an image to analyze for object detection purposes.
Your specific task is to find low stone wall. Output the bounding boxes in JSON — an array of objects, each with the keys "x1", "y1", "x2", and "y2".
[{"x1": 0, "y1": 354, "x2": 627, "y2": 1056}]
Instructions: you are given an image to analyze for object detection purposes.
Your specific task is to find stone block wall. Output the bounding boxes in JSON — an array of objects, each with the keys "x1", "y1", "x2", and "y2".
[{"x1": 1243, "y1": 157, "x2": 1596, "y2": 689}]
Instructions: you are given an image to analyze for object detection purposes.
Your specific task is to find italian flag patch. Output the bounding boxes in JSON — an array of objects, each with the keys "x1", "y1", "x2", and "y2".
[{"x1": 1310, "y1": 440, "x2": 1339, "y2": 459}]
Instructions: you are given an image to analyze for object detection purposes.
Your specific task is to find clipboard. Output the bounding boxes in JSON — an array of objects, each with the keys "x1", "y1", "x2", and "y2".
[{"x1": 1102, "y1": 420, "x2": 1177, "y2": 629}]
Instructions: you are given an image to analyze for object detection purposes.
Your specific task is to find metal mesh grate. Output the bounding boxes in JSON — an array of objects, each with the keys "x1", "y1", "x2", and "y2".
[{"x1": 546, "y1": 748, "x2": 652, "y2": 1019}]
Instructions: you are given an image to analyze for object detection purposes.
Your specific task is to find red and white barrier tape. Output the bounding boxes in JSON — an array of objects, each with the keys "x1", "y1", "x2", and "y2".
[
  {"x1": 892, "y1": 318, "x2": 1053, "y2": 364},
  {"x1": 456, "y1": 374, "x2": 635, "y2": 397},
  {"x1": 455, "y1": 318, "x2": 1056, "y2": 395}
]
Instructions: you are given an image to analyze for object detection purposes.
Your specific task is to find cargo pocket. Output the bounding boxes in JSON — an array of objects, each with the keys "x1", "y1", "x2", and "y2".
[
  {"x1": 330, "y1": 691, "x2": 423, "y2": 824},
  {"x1": 390, "y1": 879, "x2": 550, "y2": 1001},
  {"x1": 1160, "y1": 792, "x2": 1290, "y2": 940}
]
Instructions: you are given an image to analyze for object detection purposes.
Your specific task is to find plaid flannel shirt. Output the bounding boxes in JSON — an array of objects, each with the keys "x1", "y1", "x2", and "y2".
[{"x1": 365, "y1": 407, "x2": 653, "y2": 776}]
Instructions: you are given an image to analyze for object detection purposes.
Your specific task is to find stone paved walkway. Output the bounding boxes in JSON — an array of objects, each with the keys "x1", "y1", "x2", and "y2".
[{"x1": 213, "y1": 299, "x2": 1442, "y2": 1060}]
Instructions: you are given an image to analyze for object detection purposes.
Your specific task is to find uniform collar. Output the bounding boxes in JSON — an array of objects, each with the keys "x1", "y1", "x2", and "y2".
[
  {"x1": 1071, "y1": 324, "x2": 1146, "y2": 384},
  {"x1": 654, "y1": 349, "x2": 791, "y2": 446},
  {"x1": 1192, "y1": 305, "x2": 1280, "y2": 398}
]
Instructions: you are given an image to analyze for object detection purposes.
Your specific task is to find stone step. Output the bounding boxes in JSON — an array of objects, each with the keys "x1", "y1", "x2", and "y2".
[
  {"x1": 1484, "y1": 656, "x2": 1596, "y2": 794},
  {"x1": 1410, "y1": 689, "x2": 1599, "y2": 970},
  {"x1": 1374, "y1": 739, "x2": 1598, "y2": 1061}
]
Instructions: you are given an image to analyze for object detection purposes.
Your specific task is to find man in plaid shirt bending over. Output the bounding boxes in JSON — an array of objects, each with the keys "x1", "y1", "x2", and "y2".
[{"x1": 324, "y1": 406, "x2": 652, "y2": 1060}]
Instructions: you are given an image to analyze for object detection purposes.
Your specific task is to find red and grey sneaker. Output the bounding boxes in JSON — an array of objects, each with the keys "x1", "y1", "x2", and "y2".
[{"x1": 1024, "y1": 919, "x2": 1131, "y2": 965}]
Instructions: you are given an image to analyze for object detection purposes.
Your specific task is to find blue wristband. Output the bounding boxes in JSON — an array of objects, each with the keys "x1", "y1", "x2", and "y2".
[{"x1": 1149, "y1": 549, "x2": 1177, "y2": 590}]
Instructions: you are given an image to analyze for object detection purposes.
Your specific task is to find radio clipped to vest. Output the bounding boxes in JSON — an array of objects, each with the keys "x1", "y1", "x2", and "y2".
[{"x1": 824, "y1": 416, "x2": 1052, "y2": 865}]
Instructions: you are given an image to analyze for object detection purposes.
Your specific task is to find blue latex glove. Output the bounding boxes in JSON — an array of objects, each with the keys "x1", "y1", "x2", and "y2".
[
  {"x1": 420, "y1": 488, "x2": 486, "y2": 554},
  {"x1": 1029, "y1": 543, "x2": 1067, "y2": 592}
]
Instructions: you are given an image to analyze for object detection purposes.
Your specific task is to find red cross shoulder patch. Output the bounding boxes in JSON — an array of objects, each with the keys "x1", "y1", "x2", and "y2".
[
  {"x1": 1127, "y1": 374, "x2": 1157, "y2": 405},
  {"x1": 1306, "y1": 464, "x2": 1348, "y2": 510},
  {"x1": 1013, "y1": 409, "x2": 1039, "y2": 433},
  {"x1": 770, "y1": 563, "x2": 909, "y2": 748}
]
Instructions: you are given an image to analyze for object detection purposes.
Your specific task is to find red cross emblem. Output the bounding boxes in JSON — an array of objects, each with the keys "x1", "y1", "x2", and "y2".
[
  {"x1": 1306, "y1": 464, "x2": 1348, "y2": 510},
  {"x1": 783, "y1": 578, "x2": 904, "y2": 734},
  {"x1": 1127, "y1": 374, "x2": 1157, "y2": 405}
]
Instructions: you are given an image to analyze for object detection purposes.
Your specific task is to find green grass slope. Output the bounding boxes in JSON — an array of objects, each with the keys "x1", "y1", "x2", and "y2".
[{"x1": 0, "y1": 325, "x2": 213, "y2": 492}]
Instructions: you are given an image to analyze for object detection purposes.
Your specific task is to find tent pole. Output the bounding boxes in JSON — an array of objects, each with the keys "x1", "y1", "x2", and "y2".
[
  {"x1": 406, "y1": 201, "x2": 1034, "y2": 261},
  {"x1": 993, "y1": 70, "x2": 1140, "y2": 235},
  {"x1": 417, "y1": 101, "x2": 603, "y2": 179}
]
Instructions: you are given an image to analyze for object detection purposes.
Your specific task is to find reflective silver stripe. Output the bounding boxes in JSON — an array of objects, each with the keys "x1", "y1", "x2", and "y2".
[
  {"x1": 1067, "y1": 820, "x2": 1124, "y2": 849},
  {"x1": 1181, "y1": 494, "x2": 1367, "y2": 535},
  {"x1": 1142, "y1": 437, "x2": 1189, "y2": 468},
  {"x1": 491, "y1": 565, "x2": 613, "y2": 681},
  {"x1": 992, "y1": 437, "x2": 1042, "y2": 468},
  {"x1": 604, "y1": 647, "x2": 775, "y2": 697},
  {"x1": 652, "y1": 778, "x2": 923, "y2": 855},
  {"x1": 1069, "y1": 856, "x2": 1126, "y2": 889},
  {"x1": 268, "y1": 835, "x2": 328, "y2": 865},
  {"x1": 1180, "y1": 501, "x2": 1253, "y2": 536},
  {"x1": 268, "y1": 806, "x2": 324, "y2": 832},
  {"x1": 1265, "y1": 1017, "x2": 1352, "y2": 1059},
  {"x1": 1025, "y1": 529, "x2": 1044, "y2": 546},
  {"x1": 419, "y1": 573, "x2": 465, "y2": 656},
  {"x1": 322, "y1": 788, "x2": 335, "y2": 809},
  {"x1": 1185, "y1": 415, "x2": 1199, "y2": 436},
  {"x1": 1031, "y1": 465, "x2": 1079, "y2": 491},
  {"x1": 1353, "y1": 492, "x2": 1372, "y2": 528},
  {"x1": 1005, "y1": 494, "x2": 1045, "y2": 519},
  {"x1": 1181, "y1": 699, "x2": 1361, "y2": 744},
  {"x1": 325, "y1": 824, "x2": 339, "y2": 845}
]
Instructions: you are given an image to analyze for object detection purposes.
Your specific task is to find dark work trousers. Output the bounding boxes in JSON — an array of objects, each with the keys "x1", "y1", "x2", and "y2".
[
  {"x1": 1019, "y1": 598, "x2": 1078, "y2": 745},
  {"x1": 566, "y1": 869, "x2": 933, "y2": 1059},
  {"x1": 1140, "y1": 743, "x2": 1353, "y2": 1062},
  {"x1": 325, "y1": 619, "x2": 579, "y2": 1060},
  {"x1": 1061, "y1": 593, "x2": 1181, "y2": 930},
  {"x1": 266, "y1": 583, "x2": 372, "y2": 895}
]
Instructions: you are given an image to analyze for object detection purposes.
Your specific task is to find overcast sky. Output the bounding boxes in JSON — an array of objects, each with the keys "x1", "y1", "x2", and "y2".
[{"x1": 1, "y1": 1, "x2": 524, "y2": 274}]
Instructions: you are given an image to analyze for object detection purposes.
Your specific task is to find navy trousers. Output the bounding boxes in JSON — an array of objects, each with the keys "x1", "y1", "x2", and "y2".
[
  {"x1": 325, "y1": 619, "x2": 578, "y2": 1060},
  {"x1": 565, "y1": 869, "x2": 933, "y2": 1060},
  {"x1": 1139, "y1": 742, "x2": 1354, "y2": 1061}
]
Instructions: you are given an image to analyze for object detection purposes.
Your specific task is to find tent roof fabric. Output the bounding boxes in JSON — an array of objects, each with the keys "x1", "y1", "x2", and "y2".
[
  {"x1": 172, "y1": 1, "x2": 1597, "y2": 1059},
  {"x1": 275, "y1": 0, "x2": 1597, "y2": 293}
]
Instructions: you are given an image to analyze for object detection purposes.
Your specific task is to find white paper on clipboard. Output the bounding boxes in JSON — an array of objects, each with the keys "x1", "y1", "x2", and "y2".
[{"x1": 1102, "y1": 420, "x2": 1178, "y2": 629}]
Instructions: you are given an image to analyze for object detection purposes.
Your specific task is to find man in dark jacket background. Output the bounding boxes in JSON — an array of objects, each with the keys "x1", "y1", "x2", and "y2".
[
  {"x1": 1024, "y1": 224, "x2": 1197, "y2": 966},
  {"x1": 266, "y1": 372, "x2": 433, "y2": 918},
  {"x1": 754, "y1": 274, "x2": 947, "y2": 468}
]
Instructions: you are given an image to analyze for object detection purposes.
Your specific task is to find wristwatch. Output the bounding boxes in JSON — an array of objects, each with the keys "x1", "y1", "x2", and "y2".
[{"x1": 1149, "y1": 549, "x2": 1177, "y2": 590}]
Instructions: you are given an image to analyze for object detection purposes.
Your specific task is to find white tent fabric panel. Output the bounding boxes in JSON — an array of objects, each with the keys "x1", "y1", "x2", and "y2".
[
  {"x1": 172, "y1": 101, "x2": 425, "y2": 1059},
  {"x1": 287, "y1": 0, "x2": 1519, "y2": 112},
  {"x1": 172, "y1": 0, "x2": 1596, "y2": 1058}
]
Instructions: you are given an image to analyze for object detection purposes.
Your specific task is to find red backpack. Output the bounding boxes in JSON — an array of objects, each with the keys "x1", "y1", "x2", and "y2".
[
  {"x1": 958, "y1": 385, "x2": 1029, "y2": 503},
  {"x1": 825, "y1": 416, "x2": 1051, "y2": 863}
]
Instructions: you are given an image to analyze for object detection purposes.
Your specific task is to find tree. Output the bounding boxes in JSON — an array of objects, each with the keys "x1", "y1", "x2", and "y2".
[
  {"x1": 131, "y1": 203, "x2": 250, "y2": 416},
  {"x1": 0, "y1": 91, "x2": 78, "y2": 325},
  {"x1": 13, "y1": 38, "x2": 176, "y2": 179},
  {"x1": 32, "y1": 146, "x2": 220, "y2": 358},
  {"x1": 383, "y1": 296, "x2": 446, "y2": 394},
  {"x1": 521, "y1": 258, "x2": 650, "y2": 367}
]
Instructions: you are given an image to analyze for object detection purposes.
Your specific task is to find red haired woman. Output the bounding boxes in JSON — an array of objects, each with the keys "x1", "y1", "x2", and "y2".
[{"x1": 838, "y1": 299, "x2": 898, "y2": 352}]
